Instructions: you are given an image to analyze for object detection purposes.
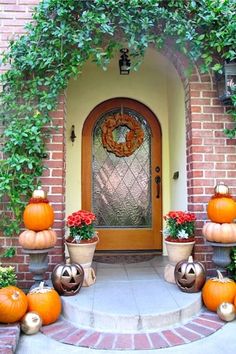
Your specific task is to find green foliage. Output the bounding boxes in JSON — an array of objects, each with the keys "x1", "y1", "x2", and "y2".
[
  {"x1": 0, "y1": 0, "x2": 236, "y2": 257},
  {"x1": 0, "y1": 265, "x2": 17, "y2": 288},
  {"x1": 227, "y1": 247, "x2": 236, "y2": 281}
]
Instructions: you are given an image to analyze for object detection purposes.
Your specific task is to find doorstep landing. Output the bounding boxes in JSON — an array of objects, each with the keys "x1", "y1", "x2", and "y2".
[{"x1": 61, "y1": 257, "x2": 202, "y2": 332}]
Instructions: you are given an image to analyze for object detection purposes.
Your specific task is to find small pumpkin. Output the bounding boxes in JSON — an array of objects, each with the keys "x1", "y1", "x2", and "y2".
[
  {"x1": 23, "y1": 189, "x2": 54, "y2": 231},
  {"x1": 207, "y1": 183, "x2": 236, "y2": 223},
  {"x1": 51, "y1": 263, "x2": 84, "y2": 296},
  {"x1": 19, "y1": 229, "x2": 57, "y2": 249},
  {"x1": 202, "y1": 270, "x2": 236, "y2": 312},
  {"x1": 32, "y1": 186, "x2": 47, "y2": 199},
  {"x1": 174, "y1": 256, "x2": 206, "y2": 293},
  {"x1": 203, "y1": 222, "x2": 236, "y2": 243},
  {"x1": 27, "y1": 282, "x2": 61, "y2": 325},
  {"x1": 0, "y1": 286, "x2": 28, "y2": 323}
]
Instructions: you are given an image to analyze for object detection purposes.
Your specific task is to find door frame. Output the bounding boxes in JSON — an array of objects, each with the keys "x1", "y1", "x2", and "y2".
[{"x1": 82, "y1": 97, "x2": 163, "y2": 251}]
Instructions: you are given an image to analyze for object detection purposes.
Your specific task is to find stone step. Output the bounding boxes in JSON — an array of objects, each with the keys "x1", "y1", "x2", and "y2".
[{"x1": 60, "y1": 259, "x2": 202, "y2": 333}]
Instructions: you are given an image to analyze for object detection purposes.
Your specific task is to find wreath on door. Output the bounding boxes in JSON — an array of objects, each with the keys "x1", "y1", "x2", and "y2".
[{"x1": 101, "y1": 113, "x2": 144, "y2": 157}]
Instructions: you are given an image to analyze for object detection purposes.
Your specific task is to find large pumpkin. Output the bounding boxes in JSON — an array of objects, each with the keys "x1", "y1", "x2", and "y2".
[
  {"x1": 23, "y1": 193, "x2": 54, "y2": 231},
  {"x1": 203, "y1": 222, "x2": 236, "y2": 243},
  {"x1": 19, "y1": 229, "x2": 57, "y2": 249},
  {"x1": 27, "y1": 282, "x2": 61, "y2": 325},
  {"x1": 207, "y1": 182, "x2": 236, "y2": 223},
  {"x1": 202, "y1": 270, "x2": 236, "y2": 312},
  {"x1": 0, "y1": 286, "x2": 28, "y2": 323}
]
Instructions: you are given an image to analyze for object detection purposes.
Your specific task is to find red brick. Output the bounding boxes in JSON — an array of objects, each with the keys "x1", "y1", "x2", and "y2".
[
  {"x1": 115, "y1": 334, "x2": 133, "y2": 350},
  {"x1": 193, "y1": 318, "x2": 223, "y2": 330},
  {"x1": 134, "y1": 334, "x2": 152, "y2": 350},
  {"x1": 185, "y1": 323, "x2": 215, "y2": 336},
  {"x1": 63, "y1": 329, "x2": 88, "y2": 345},
  {"x1": 78, "y1": 331, "x2": 101, "y2": 348},
  {"x1": 148, "y1": 333, "x2": 169, "y2": 348},
  {"x1": 95, "y1": 333, "x2": 116, "y2": 350},
  {"x1": 162, "y1": 330, "x2": 185, "y2": 346},
  {"x1": 175, "y1": 327, "x2": 201, "y2": 341}
]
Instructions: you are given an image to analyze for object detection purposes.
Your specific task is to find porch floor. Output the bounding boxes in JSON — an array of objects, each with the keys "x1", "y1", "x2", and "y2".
[{"x1": 15, "y1": 256, "x2": 236, "y2": 353}]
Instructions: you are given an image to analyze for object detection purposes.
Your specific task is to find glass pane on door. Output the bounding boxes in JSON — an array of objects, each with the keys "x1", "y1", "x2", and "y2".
[{"x1": 92, "y1": 108, "x2": 152, "y2": 229}]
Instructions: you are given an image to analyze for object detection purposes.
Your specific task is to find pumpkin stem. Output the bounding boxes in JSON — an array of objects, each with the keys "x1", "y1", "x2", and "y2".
[
  {"x1": 213, "y1": 269, "x2": 232, "y2": 283},
  {"x1": 188, "y1": 256, "x2": 193, "y2": 263},
  {"x1": 29, "y1": 281, "x2": 52, "y2": 294}
]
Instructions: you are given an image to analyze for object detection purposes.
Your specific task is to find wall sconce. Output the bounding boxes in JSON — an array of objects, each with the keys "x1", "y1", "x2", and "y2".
[
  {"x1": 70, "y1": 125, "x2": 76, "y2": 143},
  {"x1": 215, "y1": 61, "x2": 236, "y2": 105},
  {"x1": 119, "y1": 48, "x2": 131, "y2": 75}
]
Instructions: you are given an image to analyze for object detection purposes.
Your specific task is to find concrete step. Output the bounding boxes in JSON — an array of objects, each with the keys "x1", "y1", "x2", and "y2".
[{"x1": 61, "y1": 258, "x2": 202, "y2": 333}]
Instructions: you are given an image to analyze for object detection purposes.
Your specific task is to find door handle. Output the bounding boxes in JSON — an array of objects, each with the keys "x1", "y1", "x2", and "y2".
[{"x1": 155, "y1": 176, "x2": 161, "y2": 199}]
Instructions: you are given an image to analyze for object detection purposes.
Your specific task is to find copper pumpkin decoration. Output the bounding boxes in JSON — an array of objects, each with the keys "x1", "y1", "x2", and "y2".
[
  {"x1": 51, "y1": 263, "x2": 84, "y2": 296},
  {"x1": 174, "y1": 256, "x2": 206, "y2": 293}
]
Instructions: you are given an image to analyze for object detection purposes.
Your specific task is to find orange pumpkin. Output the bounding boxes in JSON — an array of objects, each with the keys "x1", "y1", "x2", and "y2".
[
  {"x1": 203, "y1": 222, "x2": 236, "y2": 243},
  {"x1": 207, "y1": 197, "x2": 236, "y2": 223},
  {"x1": 0, "y1": 286, "x2": 28, "y2": 323},
  {"x1": 19, "y1": 229, "x2": 57, "y2": 249},
  {"x1": 207, "y1": 183, "x2": 236, "y2": 223},
  {"x1": 23, "y1": 199, "x2": 54, "y2": 231},
  {"x1": 202, "y1": 270, "x2": 236, "y2": 312},
  {"x1": 27, "y1": 282, "x2": 61, "y2": 325}
]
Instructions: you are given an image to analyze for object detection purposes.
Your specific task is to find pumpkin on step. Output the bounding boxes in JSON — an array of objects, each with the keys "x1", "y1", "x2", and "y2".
[
  {"x1": 0, "y1": 286, "x2": 28, "y2": 323},
  {"x1": 207, "y1": 182, "x2": 236, "y2": 223},
  {"x1": 23, "y1": 188, "x2": 54, "y2": 231},
  {"x1": 27, "y1": 282, "x2": 61, "y2": 325},
  {"x1": 203, "y1": 222, "x2": 236, "y2": 243},
  {"x1": 202, "y1": 270, "x2": 236, "y2": 312},
  {"x1": 19, "y1": 229, "x2": 57, "y2": 249}
]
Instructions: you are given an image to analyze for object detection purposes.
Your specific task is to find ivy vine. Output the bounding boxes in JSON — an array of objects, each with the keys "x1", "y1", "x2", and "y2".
[{"x1": 0, "y1": 0, "x2": 235, "y2": 257}]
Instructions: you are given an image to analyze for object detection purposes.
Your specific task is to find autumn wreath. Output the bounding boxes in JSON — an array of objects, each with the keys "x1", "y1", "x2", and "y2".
[{"x1": 101, "y1": 113, "x2": 144, "y2": 157}]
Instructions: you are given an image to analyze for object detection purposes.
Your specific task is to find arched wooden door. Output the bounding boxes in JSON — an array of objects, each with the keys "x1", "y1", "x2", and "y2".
[{"x1": 82, "y1": 98, "x2": 162, "y2": 251}]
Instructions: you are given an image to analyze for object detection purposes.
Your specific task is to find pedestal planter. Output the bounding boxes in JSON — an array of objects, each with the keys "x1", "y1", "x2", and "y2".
[
  {"x1": 207, "y1": 242, "x2": 236, "y2": 270},
  {"x1": 164, "y1": 240, "x2": 195, "y2": 283},
  {"x1": 22, "y1": 248, "x2": 53, "y2": 289}
]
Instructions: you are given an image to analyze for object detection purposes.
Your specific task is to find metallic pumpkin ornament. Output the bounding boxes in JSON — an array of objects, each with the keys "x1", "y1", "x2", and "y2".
[
  {"x1": 51, "y1": 263, "x2": 84, "y2": 296},
  {"x1": 174, "y1": 256, "x2": 206, "y2": 293},
  {"x1": 21, "y1": 311, "x2": 42, "y2": 335},
  {"x1": 217, "y1": 302, "x2": 236, "y2": 322}
]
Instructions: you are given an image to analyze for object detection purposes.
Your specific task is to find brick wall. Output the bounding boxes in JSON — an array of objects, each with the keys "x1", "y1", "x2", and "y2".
[
  {"x1": 0, "y1": 2, "x2": 236, "y2": 286},
  {"x1": 0, "y1": 0, "x2": 66, "y2": 289}
]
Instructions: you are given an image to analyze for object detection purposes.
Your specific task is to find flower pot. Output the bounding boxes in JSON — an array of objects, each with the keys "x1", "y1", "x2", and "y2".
[
  {"x1": 66, "y1": 236, "x2": 99, "y2": 267},
  {"x1": 164, "y1": 239, "x2": 195, "y2": 284}
]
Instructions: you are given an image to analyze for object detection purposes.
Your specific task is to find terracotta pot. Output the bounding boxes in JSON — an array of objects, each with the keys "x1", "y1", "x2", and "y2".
[
  {"x1": 66, "y1": 236, "x2": 99, "y2": 267},
  {"x1": 164, "y1": 239, "x2": 195, "y2": 284},
  {"x1": 164, "y1": 239, "x2": 195, "y2": 265}
]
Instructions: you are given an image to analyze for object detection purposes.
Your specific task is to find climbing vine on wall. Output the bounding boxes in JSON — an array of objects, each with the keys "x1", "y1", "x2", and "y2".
[{"x1": 0, "y1": 0, "x2": 235, "y2": 257}]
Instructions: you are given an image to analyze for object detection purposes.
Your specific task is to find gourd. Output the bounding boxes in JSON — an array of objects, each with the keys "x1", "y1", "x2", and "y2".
[
  {"x1": 207, "y1": 182, "x2": 236, "y2": 223},
  {"x1": 27, "y1": 282, "x2": 61, "y2": 325},
  {"x1": 203, "y1": 222, "x2": 236, "y2": 243},
  {"x1": 19, "y1": 229, "x2": 57, "y2": 249},
  {"x1": 23, "y1": 188, "x2": 54, "y2": 231},
  {"x1": 202, "y1": 270, "x2": 236, "y2": 312},
  {"x1": 0, "y1": 286, "x2": 28, "y2": 323}
]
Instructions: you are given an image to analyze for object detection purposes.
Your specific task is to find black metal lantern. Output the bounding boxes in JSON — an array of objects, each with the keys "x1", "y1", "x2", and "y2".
[
  {"x1": 119, "y1": 48, "x2": 131, "y2": 75},
  {"x1": 216, "y1": 61, "x2": 236, "y2": 105}
]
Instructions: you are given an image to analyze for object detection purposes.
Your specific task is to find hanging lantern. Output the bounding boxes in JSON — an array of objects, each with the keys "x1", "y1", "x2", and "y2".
[
  {"x1": 215, "y1": 61, "x2": 236, "y2": 105},
  {"x1": 174, "y1": 256, "x2": 206, "y2": 293},
  {"x1": 51, "y1": 263, "x2": 84, "y2": 296}
]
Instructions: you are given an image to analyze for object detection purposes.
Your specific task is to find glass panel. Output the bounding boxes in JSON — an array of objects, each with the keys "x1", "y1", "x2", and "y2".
[{"x1": 92, "y1": 108, "x2": 152, "y2": 228}]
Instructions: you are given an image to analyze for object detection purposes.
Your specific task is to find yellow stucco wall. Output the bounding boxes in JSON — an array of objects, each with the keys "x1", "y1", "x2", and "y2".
[{"x1": 66, "y1": 48, "x2": 187, "y2": 251}]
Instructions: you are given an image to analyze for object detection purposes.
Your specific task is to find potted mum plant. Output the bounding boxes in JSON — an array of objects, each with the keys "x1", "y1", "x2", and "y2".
[
  {"x1": 163, "y1": 211, "x2": 196, "y2": 283},
  {"x1": 65, "y1": 210, "x2": 99, "y2": 267}
]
